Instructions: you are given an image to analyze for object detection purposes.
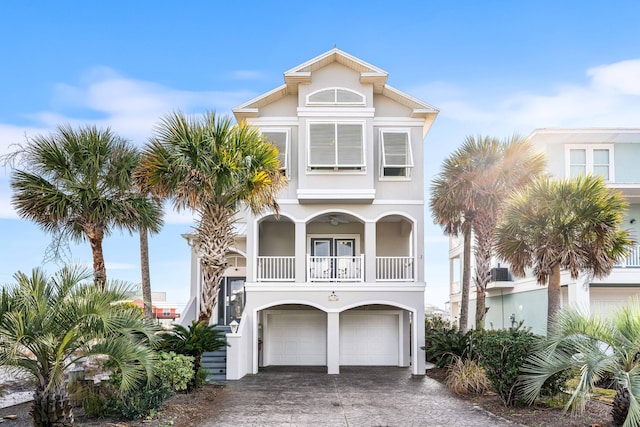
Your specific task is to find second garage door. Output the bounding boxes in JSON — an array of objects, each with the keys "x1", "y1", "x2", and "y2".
[
  {"x1": 339, "y1": 312, "x2": 399, "y2": 365},
  {"x1": 265, "y1": 311, "x2": 327, "y2": 365}
]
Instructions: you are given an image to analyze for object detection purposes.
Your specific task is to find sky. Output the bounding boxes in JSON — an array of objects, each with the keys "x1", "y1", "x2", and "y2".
[{"x1": 1, "y1": 1, "x2": 640, "y2": 311}]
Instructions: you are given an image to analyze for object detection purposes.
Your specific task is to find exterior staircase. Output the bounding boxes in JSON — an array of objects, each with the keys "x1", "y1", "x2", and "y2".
[{"x1": 201, "y1": 325, "x2": 230, "y2": 381}]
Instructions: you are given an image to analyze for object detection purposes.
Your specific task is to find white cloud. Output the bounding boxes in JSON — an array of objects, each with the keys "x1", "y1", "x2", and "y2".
[
  {"x1": 412, "y1": 58, "x2": 640, "y2": 135},
  {"x1": 230, "y1": 70, "x2": 266, "y2": 80}
]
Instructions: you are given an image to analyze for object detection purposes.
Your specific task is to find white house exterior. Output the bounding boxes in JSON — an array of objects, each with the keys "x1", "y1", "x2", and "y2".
[
  {"x1": 448, "y1": 128, "x2": 640, "y2": 335},
  {"x1": 181, "y1": 48, "x2": 438, "y2": 379}
]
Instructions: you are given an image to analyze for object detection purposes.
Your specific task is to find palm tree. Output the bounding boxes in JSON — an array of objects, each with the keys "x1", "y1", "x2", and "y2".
[
  {"x1": 431, "y1": 135, "x2": 544, "y2": 330},
  {"x1": 137, "y1": 111, "x2": 286, "y2": 325},
  {"x1": 5, "y1": 124, "x2": 164, "y2": 290},
  {"x1": 0, "y1": 265, "x2": 159, "y2": 427},
  {"x1": 495, "y1": 175, "x2": 632, "y2": 333},
  {"x1": 520, "y1": 300, "x2": 640, "y2": 427}
]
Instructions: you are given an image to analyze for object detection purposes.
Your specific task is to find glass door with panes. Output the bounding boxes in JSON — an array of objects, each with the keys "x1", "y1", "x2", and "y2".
[
  {"x1": 216, "y1": 277, "x2": 246, "y2": 325},
  {"x1": 310, "y1": 237, "x2": 356, "y2": 279}
]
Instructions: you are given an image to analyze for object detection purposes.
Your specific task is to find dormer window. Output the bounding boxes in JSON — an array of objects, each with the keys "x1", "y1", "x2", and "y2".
[
  {"x1": 307, "y1": 88, "x2": 365, "y2": 106},
  {"x1": 262, "y1": 129, "x2": 289, "y2": 176},
  {"x1": 380, "y1": 130, "x2": 413, "y2": 179}
]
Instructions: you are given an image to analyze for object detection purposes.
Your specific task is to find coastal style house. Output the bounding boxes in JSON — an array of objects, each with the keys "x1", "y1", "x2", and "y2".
[
  {"x1": 448, "y1": 128, "x2": 640, "y2": 335},
  {"x1": 180, "y1": 48, "x2": 438, "y2": 379}
]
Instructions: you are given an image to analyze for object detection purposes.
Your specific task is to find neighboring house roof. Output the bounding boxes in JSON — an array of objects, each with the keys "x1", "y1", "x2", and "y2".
[
  {"x1": 233, "y1": 47, "x2": 439, "y2": 135},
  {"x1": 527, "y1": 128, "x2": 640, "y2": 144}
]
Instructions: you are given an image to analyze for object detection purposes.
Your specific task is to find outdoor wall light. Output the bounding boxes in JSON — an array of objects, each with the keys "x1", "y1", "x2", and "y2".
[
  {"x1": 631, "y1": 218, "x2": 636, "y2": 224},
  {"x1": 229, "y1": 319, "x2": 239, "y2": 334}
]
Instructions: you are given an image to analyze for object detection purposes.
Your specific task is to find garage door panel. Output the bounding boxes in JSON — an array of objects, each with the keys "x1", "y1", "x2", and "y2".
[
  {"x1": 267, "y1": 312, "x2": 326, "y2": 365},
  {"x1": 340, "y1": 313, "x2": 398, "y2": 366}
]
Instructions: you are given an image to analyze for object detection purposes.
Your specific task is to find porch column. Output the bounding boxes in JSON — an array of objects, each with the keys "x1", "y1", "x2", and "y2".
[
  {"x1": 327, "y1": 312, "x2": 340, "y2": 374},
  {"x1": 364, "y1": 221, "x2": 376, "y2": 282},
  {"x1": 295, "y1": 221, "x2": 306, "y2": 283},
  {"x1": 413, "y1": 307, "x2": 426, "y2": 375},
  {"x1": 568, "y1": 270, "x2": 591, "y2": 314}
]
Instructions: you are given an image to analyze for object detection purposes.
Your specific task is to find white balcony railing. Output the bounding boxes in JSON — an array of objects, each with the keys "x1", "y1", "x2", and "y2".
[
  {"x1": 376, "y1": 256, "x2": 415, "y2": 281},
  {"x1": 615, "y1": 245, "x2": 640, "y2": 268},
  {"x1": 308, "y1": 255, "x2": 364, "y2": 282},
  {"x1": 256, "y1": 256, "x2": 295, "y2": 281},
  {"x1": 255, "y1": 255, "x2": 417, "y2": 282}
]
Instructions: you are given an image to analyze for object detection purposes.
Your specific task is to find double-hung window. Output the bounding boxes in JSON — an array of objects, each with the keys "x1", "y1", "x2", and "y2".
[
  {"x1": 262, "y1": 129, "x2": 289, "y2": 176},
  {"x1": 567, "y1": 145, "x2": 613, "y2": 181},
  {"x1": 380, "y1": 130, "x2": 413, "y2": 179},
  {"x1": 308, "y1": 122, "x2": 364, "y2": 170}
]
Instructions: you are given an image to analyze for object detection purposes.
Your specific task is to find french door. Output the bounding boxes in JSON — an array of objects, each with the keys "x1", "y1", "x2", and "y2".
[{"x1": 310, "y1": 237, "x2": 357, "y2": 279}]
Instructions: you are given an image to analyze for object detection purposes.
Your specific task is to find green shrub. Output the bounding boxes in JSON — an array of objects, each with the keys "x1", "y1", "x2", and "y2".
[
  {"x1": 107, "y1": 385, "x2": 173, "y2": 420},
  {"x1": 196, "y1": 367, "x2": 209, "y2": 386},
  {"x1": 474, "y1": 328, "x2": 539, "y2": 406},
  {"x1": 445, "y1": 356, "x2": 491, "y2": 395},
  {"x1": 422, "y1": 317, "x2": 472, "y2": 367},
  {"x1": 155, "y1": 352, "x2": 194, "y2": 392}
]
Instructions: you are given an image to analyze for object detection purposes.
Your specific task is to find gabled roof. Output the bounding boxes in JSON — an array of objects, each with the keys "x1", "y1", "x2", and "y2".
[{"x1": 233, "y1": 48, "x2": 438, "y2": 123}]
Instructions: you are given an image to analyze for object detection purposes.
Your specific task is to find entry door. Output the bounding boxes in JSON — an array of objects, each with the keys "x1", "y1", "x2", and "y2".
[
  {"x1": 310, "y1": 238, "x2": 356, "y2": 279},
  {"x1": 216, "y1": 277, "x2": 246, "y2": 325}
]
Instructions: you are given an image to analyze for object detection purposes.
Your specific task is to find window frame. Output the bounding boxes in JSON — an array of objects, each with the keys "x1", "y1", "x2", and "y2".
[
  {"x1": 261, "y1": 128, "x2": 290, "y2": 178},
  {"x1": 379, "y1": 129, "x2": 413, "y2": 181},
  {"x1": 306, "y1": 87, "x2": 366, "y2": 106},
  {"x1": 565, "y1": 144, "x2": 614, "y2": 182},
  {"x1": 307, "y1": 120, "x2": 366, "y2": 172}
]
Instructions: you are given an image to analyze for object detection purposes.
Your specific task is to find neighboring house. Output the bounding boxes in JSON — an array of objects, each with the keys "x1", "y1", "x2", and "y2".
[
  {"x1": 180, "y1": 48, "x2": 438, "y2": 379},
  {"x1": 448, "y1": 128, "x2": 640, "y2": 335},
  {"x1": 130, "y1": 291, "x2": 181, "y2": 328}
]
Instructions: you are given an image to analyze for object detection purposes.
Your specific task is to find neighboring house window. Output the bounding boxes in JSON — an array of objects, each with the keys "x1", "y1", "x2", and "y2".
[
  {"x1": 307, "y1": 88, "x2": 365, "y2": 105},
  {"x1": 380, "y1": 130, "x2": 413, "y2": 179},
  {"x1": 262, "y1": 129, "x2": 289, "y2": 176},
  {"x1": 163, "y1": 309, "x2": 172, "y2": 317},
  {"x1": 308, "y1": 122, "x2": 365, "y2": 170},
  {"x1": 566, "y1": 145, "x2": 613, "y2": 181}
]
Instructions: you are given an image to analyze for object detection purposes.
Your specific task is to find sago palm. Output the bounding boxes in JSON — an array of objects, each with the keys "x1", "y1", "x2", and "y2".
[
  {"x1": 5, "y1": 124, "x2": 164, "y2": 290},
  {"x1": 0, "y1": 265, "x2": 159, "y2": 427},
  {"x1": 520, "y1": 300, "x2": 640, "y2": 427},
  {"x1": 431, "y1": 135, "x2": 544, "y2": 330},
  {"x1": 137, "y1": 111, "x2": 286, "y2": 324},
  {"x1": 495, "y1": 175, "x2": 632, "y2": 333}
]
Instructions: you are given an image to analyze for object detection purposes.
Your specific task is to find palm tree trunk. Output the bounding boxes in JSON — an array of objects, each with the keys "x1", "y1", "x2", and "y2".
[
  {"x1": 31, "y1": 386, "x2": 74, "y2": 427},
  {"x1": 473, "y1": 213, "x2": 495, "y2": 330},
  {"x1": 196, "y1": 203, "x2": 236, "y2": 325},
  {"x1": 86, "y1": 227, "x2": 107, "y2": 291},
  {"x1": 547, "y1": 263, "x2": 562, "y2": 335},
  {"x1": 459, "y1": 224, "x2": 471, "y2": 333},
  {"x1": 612, "y1": 386, "x2": 630, "y2": 427},
  {"x1": 140, "y1": 227, "x2": 153, "y2": 320}
]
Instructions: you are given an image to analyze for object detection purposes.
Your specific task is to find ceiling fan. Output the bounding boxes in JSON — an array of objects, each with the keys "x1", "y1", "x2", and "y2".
[{"x1": 328, "y1": 215, "x2": 349, "y2": 226}]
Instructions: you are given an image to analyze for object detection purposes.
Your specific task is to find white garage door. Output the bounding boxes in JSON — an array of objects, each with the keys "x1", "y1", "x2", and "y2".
[
  {"x1": 340, "y1": 313, "x2": 399, "y2": 365},
  {"x1": 266, "y1": 311, "x2": 326, "y2": 365}
]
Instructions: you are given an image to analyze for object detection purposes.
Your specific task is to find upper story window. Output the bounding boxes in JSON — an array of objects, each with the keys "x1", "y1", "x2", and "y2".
[
  {"x1": 566, "y1": 145, "x2": 613, "y2": 181},
  {"x1": 380, "y1": 130, "x2": 413, "y2": 179},
  {"x1": 308, "y1": 122, "x2": 364, "y2": 171},
  {"x1": 306, "y1": 88, "x2": 365, "y2": 106},
  {"x1": 262, "y1": 129, "x2": 289, "y2": 176}
]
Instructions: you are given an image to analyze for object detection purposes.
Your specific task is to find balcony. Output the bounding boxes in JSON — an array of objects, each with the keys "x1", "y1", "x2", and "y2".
[
  {"x1": 255, "y1": 256, "x2": 415, "y2": 282},
  {"x1": 615, "y1": 245, "x2": 640, "y2": 268}
]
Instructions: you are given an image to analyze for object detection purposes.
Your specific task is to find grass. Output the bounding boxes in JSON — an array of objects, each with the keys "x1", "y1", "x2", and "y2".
[{"x1": 565, "y1": 378, "x2": 616, "y2": 405}]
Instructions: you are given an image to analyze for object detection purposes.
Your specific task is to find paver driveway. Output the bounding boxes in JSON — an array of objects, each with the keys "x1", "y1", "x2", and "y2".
[{"x1": 202, "y1": 366, "x2": 515, "y2": 426}]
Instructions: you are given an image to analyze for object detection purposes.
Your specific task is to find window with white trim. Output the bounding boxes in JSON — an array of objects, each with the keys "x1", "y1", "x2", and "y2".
[
  {"x1": 380, "y1": 130, "x2": 413, "y2": 178},
  {"x1": 566, "y1": 145, "x2": 613, "y2": 181},
  {"x1": 307, "y1": 88, "x2": 365, "y2": 105},
  {"x1": 308, "y1": 122, "x2": 364, "y2": 170},
  {"x1": 262, "y1": 130, "x2": 289, "y2": 176}
]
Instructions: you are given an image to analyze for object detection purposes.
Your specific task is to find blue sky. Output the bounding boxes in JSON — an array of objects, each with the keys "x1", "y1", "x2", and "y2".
[{"x1": 1, "y1": 1, "x2": 640, "y2": 310}]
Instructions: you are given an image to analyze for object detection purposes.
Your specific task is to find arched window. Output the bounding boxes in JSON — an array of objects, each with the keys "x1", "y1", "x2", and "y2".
[{"x1": 307, "y1": 88, "x2": 365, "y2": 105}]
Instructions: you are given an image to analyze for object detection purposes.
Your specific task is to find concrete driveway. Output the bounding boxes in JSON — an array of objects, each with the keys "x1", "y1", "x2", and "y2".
[{"x1": 202, "y1": 366, "x2": 514, "y2": 426}]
